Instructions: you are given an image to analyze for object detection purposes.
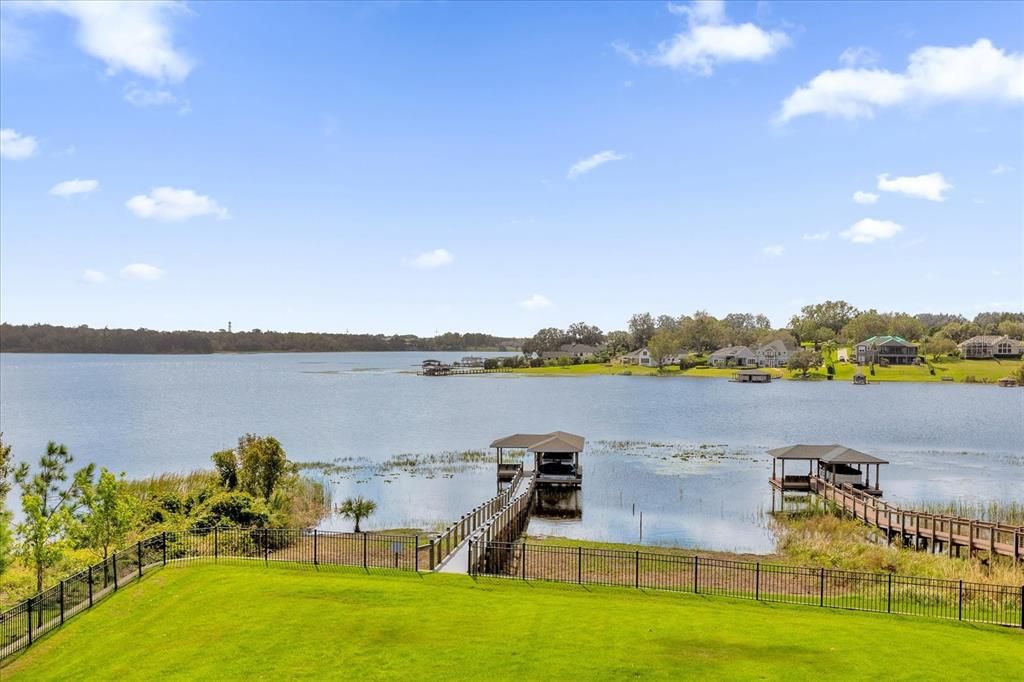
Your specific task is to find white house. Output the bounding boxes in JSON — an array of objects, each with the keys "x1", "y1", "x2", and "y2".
[
  {"x1": 619, "y1": 348, "x2": 652, "y2": 366},
  {"x1": 755, "y1": 340, "x2": 796, "y2": 368}
]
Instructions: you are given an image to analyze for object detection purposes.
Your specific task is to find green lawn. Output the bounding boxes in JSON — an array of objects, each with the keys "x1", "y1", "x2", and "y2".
[
  {"x1": 6, "y1": 564, "x2": 1022, "y2": 680},
  {"x1": 513, "y1": 357, "x2": 1021, "y2": 383}
]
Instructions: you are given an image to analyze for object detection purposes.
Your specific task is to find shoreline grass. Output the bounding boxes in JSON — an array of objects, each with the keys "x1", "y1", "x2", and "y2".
[
  {"x1": 5, "y1": 564, "x2": 1022, "y2": 680},
  {"x1": 511, "y1": 357, "x2": 1021, "y2": 383}
]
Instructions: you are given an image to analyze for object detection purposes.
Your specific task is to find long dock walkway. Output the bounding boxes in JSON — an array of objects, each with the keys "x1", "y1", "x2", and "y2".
[
  {"x1": 811, "y1": 477, "x2": 1023, "y2": 561},
  {"x1": 436, "y1": 472, "x2": 535, "y2": 573}
]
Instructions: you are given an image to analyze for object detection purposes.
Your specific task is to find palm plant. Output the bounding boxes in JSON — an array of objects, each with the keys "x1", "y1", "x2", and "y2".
[{"x1": 336, "y1": 496, "x2": 376, "y2": 533}]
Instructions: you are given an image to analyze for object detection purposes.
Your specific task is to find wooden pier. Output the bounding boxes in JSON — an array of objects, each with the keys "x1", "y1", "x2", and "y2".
[{"x1": 811, "y1": 477, "x2": 1023, "y2": 562}]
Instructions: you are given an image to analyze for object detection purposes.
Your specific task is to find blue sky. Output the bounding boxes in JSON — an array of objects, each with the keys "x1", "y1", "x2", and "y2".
[{"x1": 1, "y1": 1, "x2": 1022, "y2": 336}]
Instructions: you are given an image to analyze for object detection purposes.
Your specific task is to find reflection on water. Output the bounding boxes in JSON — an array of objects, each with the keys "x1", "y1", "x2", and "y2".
[{"x1": 535, "y1": 488, "x2": 582, "y2": 519}]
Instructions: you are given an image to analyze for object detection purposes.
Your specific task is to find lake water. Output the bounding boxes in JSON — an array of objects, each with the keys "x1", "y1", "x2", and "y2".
[{"x1": 1, "y1": 352, "x2": 1021, "y2": 553}]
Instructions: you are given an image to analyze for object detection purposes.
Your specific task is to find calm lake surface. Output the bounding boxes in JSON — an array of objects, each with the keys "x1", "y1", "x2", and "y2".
[{"x1": 2, "y1": 352, "x2": 1022, "y2": 553}]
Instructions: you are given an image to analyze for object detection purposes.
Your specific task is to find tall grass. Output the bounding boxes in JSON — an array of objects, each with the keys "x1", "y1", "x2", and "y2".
[
  {"x1": 773, "y1": 511, "x2": 1024, "y2": 587},
  {"x1": 907, "y1": 500, "x2": 1024, "y2": 525}
]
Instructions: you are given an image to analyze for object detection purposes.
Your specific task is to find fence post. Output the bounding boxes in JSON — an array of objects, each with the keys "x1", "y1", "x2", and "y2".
[
  {"x1": 137, "y1": 541, "x2": 143, "y2": 579},
  {"x1": 467, "y1": 539, "x2": 473, "y2": 576},
  {"x1": 26, "y1": 597, "x2": 33, "y2": 646},
  {"x1": 693, "y1": 556, "x2": 699, "y2": 594},
  {"x1": 415, "y1": 535, "x2": 419, "y2": 573},
  {"x1": 162, "y1": 531, "x2": 167, "y2": 566},
  {"x1": 264, "y1": 528, "x2": 270, "y2": 565},
  {"x1": 577, "y1": 546, "x2": 582, "y2": 584},
  {"x1": 113, "y1": 553, "x2": 119, "y2": 591},
  {"x1": 958, "y1": 580, "x2": 963, "y2": 620},
  {"x1": 755, "y1": 563, "x2": 760, "y2": 600},
  {"x1": 521, "y1": 543, "x2": 527, "y2": 580},
  {"x1": 819, "y1": 568, "x2": 825, "y2": 607},
  {"x1": 88, "y1": 564, "x2": 94, "y2": 607},
  {"x1": 635, "y1": 551, "x2": 640, "y2": 589},
  {"x1": 363, "y1": 532, "x2": 368, "y2": 569},
  {"x1": 214, "y1": 526, "x2": 219, "y2": 562},
  {"x1": 313, "y1": 529, "x2": 319, "y2": 566},
  {"x1": 59, "y1": 580, "x2": 65, "y2": 624},
  {"x1": 1019, "y1": 585, "x2": 1023, "y2": 629}
]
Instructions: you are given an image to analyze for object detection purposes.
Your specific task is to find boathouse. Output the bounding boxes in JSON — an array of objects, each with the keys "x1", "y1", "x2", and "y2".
[
  {"x1": 767, "y1": 444, "x2": 887, "y2": 496},
  {"x1": 734, "y1": 369, "x2": 772, "y2": 383},
  {"x1": 490, "y1": 431, "x2": 585, "y2": 487}
]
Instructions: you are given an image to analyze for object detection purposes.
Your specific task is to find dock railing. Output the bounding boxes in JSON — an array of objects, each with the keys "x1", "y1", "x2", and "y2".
[
  {"x1": 810, "y1": 477, "x2": 1023, "y2": 561},
  {"x1": 426, "y1": 467, "x2": 525, "y2": 569}
]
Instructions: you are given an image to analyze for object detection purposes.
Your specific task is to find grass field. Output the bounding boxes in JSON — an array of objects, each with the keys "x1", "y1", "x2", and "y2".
[
  {"x1": 5, "y1": 564, "x2": 1022, "y2": 680},
  {"x1": 513, "y1": 357, "x2": 1021, "y2": 383}
]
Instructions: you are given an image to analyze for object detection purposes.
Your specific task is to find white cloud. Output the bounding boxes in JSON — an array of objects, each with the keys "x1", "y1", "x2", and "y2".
[
  {"x1": 19, "y1": 1, "x2": 194, "y2": 82},
  {"x1": 410, "y1": 248, "x2": 454, "y2": 269},
  {"x1": 877, "y1": 172, "x2": 952, "y2": 202},
  {"x1": 840, "y1": 218, "x2": 903, "y2": 244},
  {"x1": 83, "y1": 269, "x2": 108, "y2": 283},
  {"x1": 120, "y1": 263, "x2": 164, "y2": 280},
  {"x1": 126, "y1": 187, "x2": 229, "y2": 221},
  {"x1": 567, "y1": 150, "x2": 625, "y2": 179},
  {"x1": 839, "y1": 46, "x2": 880, "y2": 67},
  {"x1": 779, "y1": 39, "x2": 1024, "y2": 122},
  {"x1": 123, "y1": 85, "x2": 177, "y2": 107},
  {"x1": 519, "y1": 294, "x2": 552, "y2": 310},
  {"x1": 0, "y1": 128, "x2": 38, "y2": 160},
  {"x1": 853, "y1": 190, "x2": 879, "y2": 204},
  {"x1": 620, "y1": 1, "x2": 789, "y2": 76},
  {"x1": 50, "y1": 178, "x2": 99, "y2": 197},
  {"x1": 802, "y1": 231, "x2": 830, "y2": 241},
  {"x1": 762, "y1": 244, "x2": 785, "y2": 257},
  {"x1": 991, "y1": 163, "x2": 1013, "y2": 175}
]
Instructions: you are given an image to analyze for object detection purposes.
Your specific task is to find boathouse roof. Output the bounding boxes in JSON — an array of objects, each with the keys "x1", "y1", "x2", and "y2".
[
  {"x1": 490, "y1": 431, "x2": 585, "y2": 452},
  {"x1": 767, "y1": 444, "x2": 888, "y2": 465}
]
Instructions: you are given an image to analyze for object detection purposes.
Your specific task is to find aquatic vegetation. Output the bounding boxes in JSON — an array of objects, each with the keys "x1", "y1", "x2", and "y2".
[{"x1": 907, "y1": 500, "x2": 1024, "y2": 526}]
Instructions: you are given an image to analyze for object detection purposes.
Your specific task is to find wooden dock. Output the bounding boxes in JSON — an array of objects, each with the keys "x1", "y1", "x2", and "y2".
[
  {"x1": 418, "y1": 367, "x2": 513, "y2": 376},
  {"x1": 811, "y1": 477, "x2": 1023, "y2": 562}
]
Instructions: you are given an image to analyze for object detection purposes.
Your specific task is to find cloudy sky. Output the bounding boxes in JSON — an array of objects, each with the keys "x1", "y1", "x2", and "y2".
[{"x1": 1, "y1": 1, "x2": 1022, "y2": 336}]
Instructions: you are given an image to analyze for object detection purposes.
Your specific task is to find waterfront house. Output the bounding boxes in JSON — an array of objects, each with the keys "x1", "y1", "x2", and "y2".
[
  {"x1": 619, "y1": 348, "x2": 653, "y2": 366},
  {"x1": 958, "y1": 335, "x2": 1023, "y2": 359},
  {"x1": 855, "y1": 335, "x2": 918, "y2": 365},
  {"x1": 708, "y1": 345, "x2": 757, "y2": 367},
  {"x1": 755, "y1": 339, "x2": 796, "y2": 368},
  {"x1": 460, "y1": 356, "x2": 485, "y2": 367},
  {"x1": 559, "y1": 343, "x2": 597, "y2": 359}
]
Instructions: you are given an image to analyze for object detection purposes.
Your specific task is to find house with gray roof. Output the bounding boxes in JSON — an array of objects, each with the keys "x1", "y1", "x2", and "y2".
[
  {"x1": 855, "y1": 335, "x2": 918, "y2": 365},
  {"x1": 958, "y1": 335, "x2": 1023, "y2": 359},
  {"x1": 755, "y1": 339, "x2": 796, "y2": 368},
  {"x1": 708, "y1": 345, "x2": 757, "y2": 368}
]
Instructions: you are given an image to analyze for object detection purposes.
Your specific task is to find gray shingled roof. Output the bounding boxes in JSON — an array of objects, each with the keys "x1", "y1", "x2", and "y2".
[
  {"x1": 767, "y1": 443, "x2": 888, "y2": 464},
  {"x1": 490, "y1": 431, "x2": 585, "y2": 452}
]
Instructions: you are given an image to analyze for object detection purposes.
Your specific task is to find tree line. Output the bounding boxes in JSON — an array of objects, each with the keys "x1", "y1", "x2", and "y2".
[
  {"x1": 0, "y1": 324, "x2": 522, "y2": 354},
  {"x1": 520, "y1": 304, "x2": 1024, "y2": 367}
]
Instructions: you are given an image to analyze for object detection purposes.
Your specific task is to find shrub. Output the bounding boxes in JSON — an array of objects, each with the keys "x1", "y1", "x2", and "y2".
[
  {"x1": 191, "y1": 491, "x2": 271, "y2": 529},
  {"x1": 483, "y1": 358, "x2": 498, "y2": 370}
]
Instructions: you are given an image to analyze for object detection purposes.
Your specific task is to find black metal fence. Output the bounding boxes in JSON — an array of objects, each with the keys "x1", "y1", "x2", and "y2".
[
  {"x1": 469, "y1": 541, "x2": 1024, "y2": 628},
  {"x1": 0, "y1": 528, "x2": 422, "y2": 662}
]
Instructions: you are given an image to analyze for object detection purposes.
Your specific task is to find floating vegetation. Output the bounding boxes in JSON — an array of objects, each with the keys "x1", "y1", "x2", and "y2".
[{"x1": 295, "y1": 450, "x2": 495, "y2": 480}]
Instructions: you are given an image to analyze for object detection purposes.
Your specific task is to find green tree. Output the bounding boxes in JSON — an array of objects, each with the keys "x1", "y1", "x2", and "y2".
[
  {"x1": 604, "y1": 330, "x2": 633, "y2": 355},
  {"x1": 15, "y1": 442, "x2": 94, "y2": 592},
  {"x1": 566, "y1": 322, "x2": 604, "y2": 346},
  {"x1": 922, "y1": 335, "x2": 957, "y2": 360},
  {"x1": 647, "y1": 328, "x2": 682, "y2": 368},
  {"x1": 997, "y1": 319, "x2": 1024, "y2": 339},
  {"x1": 212, "y1": 448, "x2": 239, "y2": 489},
  {"x1": 0, "y1": 435, "x2": 14, "y2": 579},
  {"x1": 337, "y1": 496, "x2": 376, "y2": 533},
  {"x1": 679, "y1": 310, "x2": 727, "y2": 352},
  {"x1": 80, "y1": 468, "x2": 136, "y2": 562},
  {"x1": 841, "y1": 310, "x2": 889, "y2": 344},
  {"x1": 628, "y1": 313, "x2": 656, "y2": 349},
  {"x1": 888, "y1": 314, "x2": 925, "y2": 342},
  {"x1": 789, "y1": 300, "x2": 859, "y2": 340},
  {"x1": 787, "y1": 350, "x2": 822, "y2": 378}
]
